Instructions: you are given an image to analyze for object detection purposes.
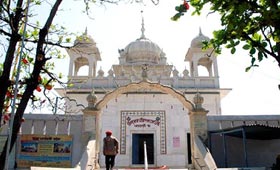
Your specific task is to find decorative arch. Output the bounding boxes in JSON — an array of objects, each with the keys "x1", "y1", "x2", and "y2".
[
  {"x1": 198, "y1": 57, "x2": 213, "y2": 77},
  {"x1": 75, "y1": 57, "x2": 89, "y2": 73},
  {"x1": 95, "y1": 80, "x2": 194, "y2": 111}
]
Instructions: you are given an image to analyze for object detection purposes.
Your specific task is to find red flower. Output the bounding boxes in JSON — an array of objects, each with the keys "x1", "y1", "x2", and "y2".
[
  {"x1": 183, "y1": 0, "x2": 190, "y2": 10},
  {"x1": 36, "y1": 86, "x2": 42, "y2": 92},
  {"x1": 4, "y1": 114, "x2": 10, "y2": 121},
  {"x1": 22, "y1": 58, "x2": 28, "y2": 64},
  {"x1": 6, "y1": 91, "x2": 12, "y2": 98},
  {"x1": 45, "y1": 84, "x2": 53, "y2": 90}
]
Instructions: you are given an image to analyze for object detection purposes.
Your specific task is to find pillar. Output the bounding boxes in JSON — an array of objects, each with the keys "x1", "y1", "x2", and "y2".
[
  {"x1": 189, "y1": 92, "x2": 209, "y2": 168},
  {"x1": 82, "y1": 91, "x2": 101, "y2": 169}
]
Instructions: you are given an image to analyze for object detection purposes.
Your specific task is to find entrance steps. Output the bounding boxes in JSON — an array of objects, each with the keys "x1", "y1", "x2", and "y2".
[
  {"x1": 99, "y1": 169, "x2": 190, "y2": 170},
  {"x1": 100, "y1": 167, "x2": 194, "y2": 170},
  {"x1": 99, "y1": 165, "x2": 193, "y2": 170}
]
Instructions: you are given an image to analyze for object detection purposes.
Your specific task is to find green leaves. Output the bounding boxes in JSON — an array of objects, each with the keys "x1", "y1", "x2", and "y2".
[
  {"x1": 31, "y1": 0, "x2": 42, "y2": 5},
  {"x1": 258, "y1": 51, "x2": 264, "y2": 61},
  {"x1": 173, "y1": 0, "x2": 280, "y2": 72},
  {"x1": 226, "y1": 40, "x2": 239, "y2": 54},
  {"x1": 249, "y1": 48, "x2": 256, "y2": 55},
  {"x1": 230, "y1": 47, "x2": 236, "y2": 54},
  {"x1": 242, "y1": 44, "x2": 250, "y2": 50}
]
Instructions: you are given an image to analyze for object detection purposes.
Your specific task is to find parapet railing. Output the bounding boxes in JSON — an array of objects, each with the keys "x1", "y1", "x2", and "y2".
[{"x1": 193, "y1": 135, "x2": 217, "y2": 170}]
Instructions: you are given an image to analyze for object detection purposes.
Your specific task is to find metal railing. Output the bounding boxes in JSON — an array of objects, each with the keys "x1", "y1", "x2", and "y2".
[{"x1": 144, "y1": 141, "x2": 148, "y2": 170}]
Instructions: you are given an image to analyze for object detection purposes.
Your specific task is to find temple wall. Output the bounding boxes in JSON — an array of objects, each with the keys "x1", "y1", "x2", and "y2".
[
  {"x1": 99, "y1": 93, "x2": 191, "y2": 168},
  {"x1": 0, "y1": 114, "x2": 84, "y2": 168}
]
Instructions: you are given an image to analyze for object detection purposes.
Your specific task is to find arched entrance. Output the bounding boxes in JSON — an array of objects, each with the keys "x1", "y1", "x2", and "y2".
[
  {"x1": 95, "y1": 81, "x2": 194, "y2": 110},
  {"x1": 92, "y1": 80, "x2": 195, "y2": 168}
]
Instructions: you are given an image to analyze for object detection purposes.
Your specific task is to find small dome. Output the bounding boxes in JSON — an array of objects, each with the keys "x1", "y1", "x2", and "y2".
[
  {"x1": 97, "y1": 68, "x2": 104, "y2": 77},
  {"x1": 87, "y1": 91, "x2": 97, "y2": 108},
  {"x1": 191, "y1": 28, "x2": 210, "y2": 48},
  {"x1": 108, "y1": 69, "x2": 114, "y2": 77},
  {"x1": 123, "y1": 37, "x2": 163, "y2": 64},
  {"x1": 193, "y1": 92, "x2": 204, "y2": 110},
  {"x1": 172, "y1": 68, "x2": 179, "y2": 77},
  {"x1": 74, "y1": 28, "x2": 96, "y2": 48},
  {"x1": 71, "y1": 28, "x2": 101, "y2": 61},
  {"x1": 74, "y1": 35, "x2": 95, "y2": 46},
  {"x1": 183, "y1": 68, "x2": 189, "y2": 77}
]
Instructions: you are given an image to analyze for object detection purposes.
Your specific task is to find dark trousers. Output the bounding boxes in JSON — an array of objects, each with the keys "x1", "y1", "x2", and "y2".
[{"x1": 105, "y1": 155, "x2": 116, "y2": 170}]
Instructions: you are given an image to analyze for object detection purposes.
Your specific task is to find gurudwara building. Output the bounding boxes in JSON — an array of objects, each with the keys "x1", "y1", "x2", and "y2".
[{"x1": 1, "y1": 20, "x2": 280, "y2": 170}]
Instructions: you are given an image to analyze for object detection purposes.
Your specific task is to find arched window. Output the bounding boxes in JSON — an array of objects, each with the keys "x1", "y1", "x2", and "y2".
[{"x1": 74, "y1": 57, "x2": 89, "y2": 76}]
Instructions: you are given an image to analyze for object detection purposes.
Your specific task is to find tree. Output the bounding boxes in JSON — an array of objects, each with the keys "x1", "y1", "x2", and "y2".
[
  {"x1": 0, "y1": 0, "x2": 161, "y2": 168},
  {"x1": 0, "y1": 0, "x2": 121, "y2": 169},
  {"x1": 172, "y1": 0, "x2": 280, "y2": 72}
]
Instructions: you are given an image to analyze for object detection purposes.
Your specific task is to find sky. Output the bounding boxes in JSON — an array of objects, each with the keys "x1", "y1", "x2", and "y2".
[{"x1": 3, "y1": 0, "x2": 280, "y2": 115}]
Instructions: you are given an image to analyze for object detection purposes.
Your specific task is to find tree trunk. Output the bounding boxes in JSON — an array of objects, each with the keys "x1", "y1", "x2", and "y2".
[
  {"x1": 0, "y1": 0, "x2": 23, "y2": 125},
  {"x1": 0, "y1": 84, "x2": 34, "y2": 170},
  {"x1": 0, "y1": 0, "x2": 63, "y2": 169}
]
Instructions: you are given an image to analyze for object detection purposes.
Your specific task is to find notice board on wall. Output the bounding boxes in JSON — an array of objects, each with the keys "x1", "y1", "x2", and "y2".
[{"x1": 18, "y1": 134, "x2": 72, "y2": 168}]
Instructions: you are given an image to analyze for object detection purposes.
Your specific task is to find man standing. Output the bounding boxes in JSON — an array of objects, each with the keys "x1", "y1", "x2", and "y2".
[{"x1": 103, "y1": 130, "x2": 119, "y2": 170}]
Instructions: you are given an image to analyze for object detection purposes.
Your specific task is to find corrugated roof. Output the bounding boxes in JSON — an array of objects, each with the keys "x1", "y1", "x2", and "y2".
[{"x1": 209, "y1": 124, "x2": 280, "y2": 140}]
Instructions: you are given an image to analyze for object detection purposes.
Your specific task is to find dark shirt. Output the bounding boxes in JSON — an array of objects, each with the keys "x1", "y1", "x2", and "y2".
[{"x1": 103, "y1": 136, "x2": 119, "y2": 156}]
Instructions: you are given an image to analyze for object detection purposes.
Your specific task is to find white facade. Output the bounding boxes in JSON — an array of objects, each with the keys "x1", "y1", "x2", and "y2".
[
  {"x1": 55, "y1": 19, "x2": 231, "y2": 168},
  {"x1": 100, "y1": 93, "x2": 190, "y2": 167}
]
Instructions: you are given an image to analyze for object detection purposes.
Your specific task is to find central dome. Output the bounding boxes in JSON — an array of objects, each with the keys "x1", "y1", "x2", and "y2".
[
  {"x1": 119, "y1": 16, "x2": 165, "y2": 65},
  {"x1": 124, "y1": 37, "x2": 163, "y2": 64}
]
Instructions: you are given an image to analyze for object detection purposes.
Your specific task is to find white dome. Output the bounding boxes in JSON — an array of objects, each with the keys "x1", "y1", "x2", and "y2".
[
  {"x1": 74, "y1": 35, "x2": 96, "y2": 47},
  {"x1": 71, "y1": 28, "x2": 101, "y2": 61},
  {"x1": 119, "y1": 16, "x2": 165, "y2": 65},
  {"x1": 123, "y1": 37, "x2": 163, "y2": 64},
  {"x1": 191, "y1": 29, "x2": 210, "y2": 48},
  {"x1": 74, "y1": 28, "x2": 96, "y2": 48}
]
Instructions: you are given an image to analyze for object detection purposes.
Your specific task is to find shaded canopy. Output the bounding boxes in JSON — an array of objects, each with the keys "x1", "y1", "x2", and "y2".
[{"x1": 209, "y1": 124, "x2": 280, "y2": 140}]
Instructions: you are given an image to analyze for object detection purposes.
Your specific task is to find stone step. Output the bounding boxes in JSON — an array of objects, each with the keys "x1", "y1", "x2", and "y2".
[{"x1": 100, "y1": 168, "x2": 191, "y2": 170}]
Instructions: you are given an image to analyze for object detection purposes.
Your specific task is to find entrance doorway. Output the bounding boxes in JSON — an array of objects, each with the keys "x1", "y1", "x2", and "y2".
[{"x1": 132, "y1": 133, "x2": 154, "y2": 165}]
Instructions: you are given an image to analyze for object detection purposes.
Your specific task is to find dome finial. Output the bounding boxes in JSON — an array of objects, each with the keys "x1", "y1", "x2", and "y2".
[
  {"x1": 140, "y1": 10, "x2": 146, "y2": 39},
  {"x1": 199, "y1": 27, "x2": 202, "y2": 36},
  {"x1": 84, "y1": 27, "x2": 88, "y2": 36},
  {"x1": 193, "y1": 91, "x2": 205, "y2": 110}
]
